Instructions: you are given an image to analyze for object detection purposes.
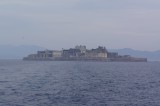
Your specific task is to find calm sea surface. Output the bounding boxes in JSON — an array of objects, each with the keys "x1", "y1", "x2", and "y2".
[{"x1": 0, "y1": 60, "x2": 160, "y2": 106}]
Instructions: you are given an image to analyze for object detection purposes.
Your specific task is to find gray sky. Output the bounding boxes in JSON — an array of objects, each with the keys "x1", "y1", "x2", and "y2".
[{"x1": 0, "y1": 0, "x2": 160, "y2": 51}]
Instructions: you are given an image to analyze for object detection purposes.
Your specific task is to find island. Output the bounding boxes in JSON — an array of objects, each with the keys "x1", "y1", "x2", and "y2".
[{"x1": 23, "y1": 45, "x2": 147, "y2": 62}]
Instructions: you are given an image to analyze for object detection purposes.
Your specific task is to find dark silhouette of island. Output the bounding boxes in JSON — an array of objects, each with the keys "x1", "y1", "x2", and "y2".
[
  {"x1": 0, "y1": 45, "x2": 159, "y2": 61},
  {"x1": 23, "y1": 45, "x2": 147, "y2": 62}
]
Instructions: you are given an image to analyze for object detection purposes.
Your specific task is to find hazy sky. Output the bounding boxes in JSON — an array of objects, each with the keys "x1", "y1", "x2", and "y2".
[{"x1": 0, "y1": 0, "x2": 160, "y2": 51}]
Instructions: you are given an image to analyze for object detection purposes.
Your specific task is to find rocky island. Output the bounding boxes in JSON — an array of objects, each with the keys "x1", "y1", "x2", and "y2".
[{"x1": 23, "y1": 45, "x2": 147, "y2": 62}]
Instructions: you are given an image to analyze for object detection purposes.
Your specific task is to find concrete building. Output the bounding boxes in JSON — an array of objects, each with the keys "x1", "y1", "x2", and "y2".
[
  {"x1": 52, "y1": 51, "x2": 62, "y2": 58},
  {"x1": 75, "y1": 45, "x2": 86, "y2": 53},
  {"x1": 85, "y1": 46, "x2": 107, "y2": 58},
  {"x1": 37, "y1": 50, "x2": 53, "y2": 58},
  {"x1": 62, "y1": 49, "x2": 81, "y2": 57}
]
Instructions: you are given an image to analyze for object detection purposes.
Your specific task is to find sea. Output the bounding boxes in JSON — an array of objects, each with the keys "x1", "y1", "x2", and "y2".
[{"x1": 0, "y1": 60, "x2": 160, "y2": 106}]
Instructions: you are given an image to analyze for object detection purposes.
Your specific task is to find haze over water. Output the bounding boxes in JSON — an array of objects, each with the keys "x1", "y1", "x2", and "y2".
[{"x1": 0, "y1": 60, "x2": 160, "y2": 106}]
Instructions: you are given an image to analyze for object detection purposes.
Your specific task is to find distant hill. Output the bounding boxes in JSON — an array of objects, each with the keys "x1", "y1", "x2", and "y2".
[
  {"x1": 109, "y1": 48, "x2": 160, "y2": 61},
  {"x1": 0, "y1": 45, "x2": 45, "y2": 59}
]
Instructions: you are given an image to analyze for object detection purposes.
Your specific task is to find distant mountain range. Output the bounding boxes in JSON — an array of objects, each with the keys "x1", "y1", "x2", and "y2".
[
  {"x1": 0, "y1": 45, "x2": 159, "y2": 61},
  {"x1": 109, "y1": 48, "x2": 160, "y2": 61},
  {"x1": 0, "y1": 45, "x2": 45, "y2": 59}
]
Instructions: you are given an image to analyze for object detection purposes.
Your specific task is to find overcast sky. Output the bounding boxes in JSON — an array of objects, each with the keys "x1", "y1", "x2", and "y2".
[{"x1": 0, "y1": 0, "x2": 160, "y2": 51}]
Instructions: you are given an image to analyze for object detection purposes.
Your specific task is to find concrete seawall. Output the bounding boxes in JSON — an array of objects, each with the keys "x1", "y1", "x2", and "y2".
[{"x1": 23, "y1": 57, "x2": 147, "y2": 62}]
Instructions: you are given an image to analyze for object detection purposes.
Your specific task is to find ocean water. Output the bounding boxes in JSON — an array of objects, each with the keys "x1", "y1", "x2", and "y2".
[{"x1": 0, "y1": 60, "x2": 160, "y2": 106}]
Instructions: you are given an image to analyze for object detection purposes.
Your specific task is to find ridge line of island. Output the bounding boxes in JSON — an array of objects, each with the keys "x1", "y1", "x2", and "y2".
[{"x1": 23, "y1": 45, "x2": 147, "y2": 62}]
